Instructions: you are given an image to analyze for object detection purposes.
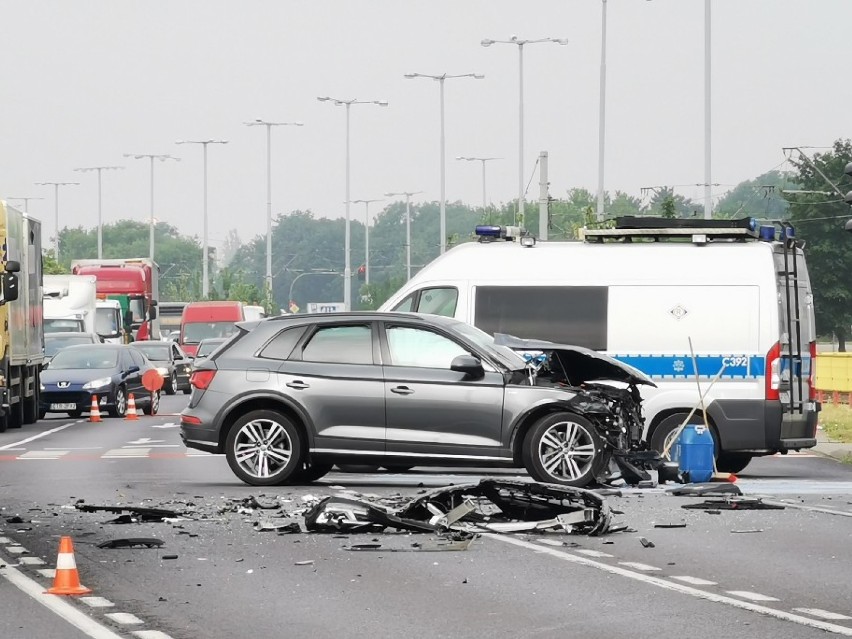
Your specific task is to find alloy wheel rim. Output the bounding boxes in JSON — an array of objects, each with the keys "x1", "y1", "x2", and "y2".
[
  {"x1": 234, "y1": 418, "x2": 293, "y2": 479},
  {"x1": 538, "y1": 420, "x2": 596, "y2": 481},
  {"x1": 116, "y1": 390, "x2": 126, "y2": 414}
]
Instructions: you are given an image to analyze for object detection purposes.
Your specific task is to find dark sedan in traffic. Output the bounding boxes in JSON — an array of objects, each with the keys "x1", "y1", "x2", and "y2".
[
  {"x1": 131, "y1": 341, "x2": 192, "y2": 395},
  {"x1": 40, "y1": 344, "x2": 161, "y2": 418}
]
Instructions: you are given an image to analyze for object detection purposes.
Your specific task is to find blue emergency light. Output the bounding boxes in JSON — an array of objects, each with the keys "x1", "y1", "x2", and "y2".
[
  {"x1": 758, "y1": 225, "x2": 776, "y2": 241},
  {"x1": 475, "y1": 225, "x2": 504, "y2": 238}
]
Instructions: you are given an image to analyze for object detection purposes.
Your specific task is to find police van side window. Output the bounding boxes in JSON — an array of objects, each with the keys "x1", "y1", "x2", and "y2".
[
  {"x1": 416, "y1": 287, "x2": 458, "y2": 317},
  {"x1": 391, "y1": 288, "x2": 458, "y2": 317},
  {"x1": 474, "y1": 286, "x2": 608, "y2": 350}
]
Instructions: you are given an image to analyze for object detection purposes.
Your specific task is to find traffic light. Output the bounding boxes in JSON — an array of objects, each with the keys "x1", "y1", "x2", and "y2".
[{"x1": 357, "y1": 264, "x2": 366, "y2": 281}]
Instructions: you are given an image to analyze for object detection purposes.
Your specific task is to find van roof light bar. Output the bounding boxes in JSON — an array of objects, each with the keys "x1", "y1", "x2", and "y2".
[{"x1": 474, "y1": 225, "x2": 527, "y2": 242}]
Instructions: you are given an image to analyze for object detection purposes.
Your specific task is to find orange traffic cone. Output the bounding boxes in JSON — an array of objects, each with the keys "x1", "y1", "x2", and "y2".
[
  {"x1": 44, "y1": 536, "x2": 92, "y2": 595},
  {"x1": 88, "y1": 396, "x2": 102, "y2": 423},
  {"x1": 125, "y1": 394, "x2": 139, "y2": 421}
]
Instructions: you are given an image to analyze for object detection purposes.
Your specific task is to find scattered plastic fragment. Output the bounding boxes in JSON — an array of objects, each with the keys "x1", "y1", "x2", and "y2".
[
  {"x1": 731, "y1": 529, "x2": 764, "y2": 534},
  {"x1": 653, "y1": 523, "x2": 688, "y2": 529},
  {"x1": 294, "y1": 560, "x2": 314, "y2": 566},
  {"x1": 162, "y1": 555, "x2": 178, "y2": 560},
  {"x1": 97, "y1": 538, "x2": 164, "y2": 549},
  {"x1": 682, "y1": 497, "x2": 784, "y2": 511},
  {"x1": 668, "y1": 483, "x2": 742, "y2": 497},
  {"x1": 639, "y1": 537, "x2": 655, "y2": 548}
]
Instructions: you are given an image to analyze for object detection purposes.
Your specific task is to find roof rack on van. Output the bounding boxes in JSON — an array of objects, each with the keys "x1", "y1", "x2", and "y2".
[{"x1": 583, "y1": 216, "x2": 769, "y2": 244}]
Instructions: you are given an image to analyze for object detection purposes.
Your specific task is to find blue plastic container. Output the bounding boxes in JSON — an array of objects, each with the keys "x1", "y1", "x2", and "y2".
[{"x1": 672, "y1": 422, "x2": 715, "y2": 483}]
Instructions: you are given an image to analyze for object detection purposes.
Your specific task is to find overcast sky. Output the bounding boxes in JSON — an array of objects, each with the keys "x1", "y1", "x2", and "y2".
[{"x1": 2, "y1": 0, "x2": 850, "y2": 254}]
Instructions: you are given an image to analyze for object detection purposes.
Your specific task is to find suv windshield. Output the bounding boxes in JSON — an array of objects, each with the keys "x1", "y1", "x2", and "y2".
[
  {"x1": 183, "y1": 322, "x2": 236, "y2": 344},
  {"x1": 50, "y1": 349, "x2": 118, "y2": 370}
]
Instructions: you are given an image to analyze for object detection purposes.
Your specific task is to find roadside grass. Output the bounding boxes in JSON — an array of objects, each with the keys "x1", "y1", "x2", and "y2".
[{"x1": 819, "y1": 403, "x2": 852, "y2": 444}]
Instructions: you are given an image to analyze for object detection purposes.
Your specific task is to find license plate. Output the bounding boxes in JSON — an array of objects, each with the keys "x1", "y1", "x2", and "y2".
[{"x1": 50, "y1": 403, "x2": 77, "y2": 410}]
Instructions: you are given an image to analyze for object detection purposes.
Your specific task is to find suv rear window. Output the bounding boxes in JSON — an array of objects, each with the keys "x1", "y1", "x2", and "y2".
[
  {"x1": 474, "y1": 286, "x2": 608, "y2": 350},
  {"x1": 259, "y1": 326, "x2": 307, "y2": 361}
]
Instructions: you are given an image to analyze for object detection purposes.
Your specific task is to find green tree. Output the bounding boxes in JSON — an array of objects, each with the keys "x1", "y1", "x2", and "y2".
[
  {"x1": 42, "y1": 251, "x2": 68, "y2": 274},
  {"x1": 715, "y1": 171, "x2": 794, "y2": 219},
  {"x1": 785, "y1": 139, "x2": 852, "y2": 349}
]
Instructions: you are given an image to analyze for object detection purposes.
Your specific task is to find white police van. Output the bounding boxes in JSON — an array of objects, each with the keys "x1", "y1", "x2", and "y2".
[{"x1": 379, "y1": 217, "x2": 819, "y2": 473}]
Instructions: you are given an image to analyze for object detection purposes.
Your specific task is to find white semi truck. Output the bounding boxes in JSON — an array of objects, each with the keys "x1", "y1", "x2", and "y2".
[{"x1": 43, "y1": 274, "x2": 97, "y2": 336}]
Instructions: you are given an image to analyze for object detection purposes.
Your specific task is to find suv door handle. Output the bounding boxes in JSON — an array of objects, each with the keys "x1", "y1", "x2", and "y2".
[
  {"x1": 390, "y1": 386, "x2": 414, "y2": 395},
  {"x1": 286, "y1": 380, "x2": 310, "y2": 390}
]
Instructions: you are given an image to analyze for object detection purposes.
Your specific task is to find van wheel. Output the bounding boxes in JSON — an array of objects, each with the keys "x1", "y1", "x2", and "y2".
[
  {"x1": 716, "y1": 452, "x2": 752, "y2": 474},
  {"x1": 649, "y1": 413, "x2": 694, "y2": 458},
  {"x1": 225, "y1": 410, "x2": 303, "y2": 486},
  {"x1": 522, "y1": 412, "x2": 605, "y2": 488}
]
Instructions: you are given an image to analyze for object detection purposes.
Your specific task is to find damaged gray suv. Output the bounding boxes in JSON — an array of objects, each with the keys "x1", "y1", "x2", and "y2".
[{"x1": 180, "y1": 312, "x2": 658, "y2": 487}]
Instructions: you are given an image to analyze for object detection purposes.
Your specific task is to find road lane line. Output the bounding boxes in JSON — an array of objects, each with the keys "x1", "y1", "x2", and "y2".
[
  {"x1": 5, "y1": 546, "x2": 29, "y2": 555},
  {"x1": 18, "y1": 556, "x2": 46, "y2": 565},
  {"x1": 487, "y1": 534, "x2": 852, "y2": 637},
  {"x1": 618, "y1": 561, "x2": 661, "y2": 572},
  {"x1": 0, "y1": 422, "x2": 77, "y2": 450},
  {"x1": 761, "y1": 499, "x2": 852, "y2": 518},
  {"x1": 671, "y1": 576, "x2": 717, "y2": 586},
  {"x1": 37, "y1": 568, "x2": 56, "y2": 579},
  {"x1": 133, "y1": 631, "x2": 175, "y2": 639},
  {"x1": 726, "y1": 590, "x2": 781, "y2": 602},
  {"x1": 18, "y1": 450, "x2": 69, "y2": 459},
  {"x1": 576, "y1": 549, "x2": 614, "y2": 558},
  {"x1": 80, "y1": 597, "x2": 115, "y2": 608},
  {"x1": 0, "y1": 536, "x2": 11, "y2": 543},
  {"x1": 105, "y1": 612, "x2": 144, "y2": 625},
  {"x1": 794, "y1": 609, "x2": 852, "y2": 621},
  {"x1": 0, "y1": 554, "x2": 125, "y2": 639}
]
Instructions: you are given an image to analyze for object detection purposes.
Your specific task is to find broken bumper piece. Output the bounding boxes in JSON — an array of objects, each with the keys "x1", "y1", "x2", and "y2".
[{"x1": 302, "y1": 479, "x2": 613, "y2": 537}]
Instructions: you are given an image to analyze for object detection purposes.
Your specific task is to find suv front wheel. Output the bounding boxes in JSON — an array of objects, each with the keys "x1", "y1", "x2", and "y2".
[
  {"x1": 523, "y1": 412, "x2": 605, "y2": 488},
  {"x1": 225, "y1": 410, "x2": 303, "y2": 486}
]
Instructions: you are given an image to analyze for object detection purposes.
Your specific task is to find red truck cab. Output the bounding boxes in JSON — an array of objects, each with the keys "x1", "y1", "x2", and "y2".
[{"x1": 180, "y1": 301, "x2": 244, "y2": 356}]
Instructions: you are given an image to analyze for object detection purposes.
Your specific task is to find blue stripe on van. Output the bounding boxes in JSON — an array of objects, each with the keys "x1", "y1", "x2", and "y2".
[{"x1": 610, "y1": 354, "x2": 812, "y2": 380}]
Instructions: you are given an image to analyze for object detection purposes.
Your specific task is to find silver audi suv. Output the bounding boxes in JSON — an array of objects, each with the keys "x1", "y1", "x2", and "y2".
[{"x1": 180, "y1": 312, "x2": 654, "y2": 487}]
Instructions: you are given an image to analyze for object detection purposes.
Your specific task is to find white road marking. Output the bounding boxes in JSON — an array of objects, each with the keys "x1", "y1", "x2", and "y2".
[
  {"x1": 536, "y1": 539, "x2": 564, "y2": 547},
  {"x1": 618, "y1": 561, "x2": 661, "y2": 572},
  {"x1": 132, "y1": 631, "x2": 175, "y2": 639},
  {"x1": 80, "y1": 597, "x2": 115, "y2": 608},
  {"x1": 762, "y1": 499, "x2": 852, "y2": 519},
  {"x1": 18, "y1": 450, "x2": 68, "y2": 459},
  {"x1": 671, "y1": 575, "x2": 717, "y2": 586},
  {"x1": 794, "y1": 609, "x2": 852, "y2": 621},
  {"x1": 127, "y1": 438, "x2": 164, "y2": 445},
  {"x1": 5, "y1": 546, "x2": 28, "y2": 555},
  {"x1": 37, "y1": 568, "x2": 56, "y2": 579},
  {"x1": 576, "y1": 549, "x2": 614, "y2": 558},
  {"x1": 44, "y1": 447, "x2": 102, "y2": 451},
  {"x1": 0, "y1": 558, "x2": 125, "y2": 638},
  {"x1": 488, "y1": 534, "x2": 852, "y2": 637},
  {"x1": 0, "y1": 422, "x2": 77, "y2": 450},
  {"x1": 151, "y1": 423, "x2": 179, "y2": 429},
  {"x1": 123, "y1": 444, "x2": 179, "y2": 449},
  {"x1": 102, "y1": 448, "x2": 151, "y2": 458},
  {"x1": 105, "y1": 612, "x2": 144, "y2": 625},
  {"x1": 726, "y1": 590, "x2": 781, "y2": 602},
  {"x1": 18, "y1": 556, "x2": 45, "y2": 565},
  {"x1": 0, "y1": 537, "x2": 11, "y2": 543}
]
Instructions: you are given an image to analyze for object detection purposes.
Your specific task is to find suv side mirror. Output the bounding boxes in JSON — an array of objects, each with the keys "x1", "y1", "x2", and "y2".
[{"x1": 450, "y1": 354, "x2": 484, "y2": 379}]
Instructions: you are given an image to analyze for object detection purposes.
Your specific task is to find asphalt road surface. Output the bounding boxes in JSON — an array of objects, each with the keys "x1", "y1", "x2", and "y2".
[{"x1": 1, "y1": 395, "x2": 850, "y2": 639}]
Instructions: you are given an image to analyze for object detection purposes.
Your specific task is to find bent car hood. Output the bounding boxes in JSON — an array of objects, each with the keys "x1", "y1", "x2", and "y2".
[{"x1": 494, "y1": 333, "x2": 656, "y2": 387}]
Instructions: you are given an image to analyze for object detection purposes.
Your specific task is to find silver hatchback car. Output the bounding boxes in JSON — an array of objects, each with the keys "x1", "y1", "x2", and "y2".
[{"x1": 180, "y1": 313, "x2": 654, "y2": 487}]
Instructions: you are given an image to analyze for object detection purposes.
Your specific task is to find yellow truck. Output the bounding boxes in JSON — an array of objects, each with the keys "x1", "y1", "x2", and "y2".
[{"x1": 0, "y1": 200, "x2": 43, "y2": 432}]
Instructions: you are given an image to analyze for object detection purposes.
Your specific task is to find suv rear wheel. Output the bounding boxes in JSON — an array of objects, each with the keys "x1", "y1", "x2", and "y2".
[
  {"x1": 523, "y1": 412, "x2": 605, "y2": 488},
  {"x1": 225, "y1": 410, "x2": 302, "y2": 486}
]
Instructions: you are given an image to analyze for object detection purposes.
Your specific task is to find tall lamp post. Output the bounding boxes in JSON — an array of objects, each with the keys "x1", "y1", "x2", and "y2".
[
  {"x1": 317, "y1": 96, "x2": 388, "y2": 311},
  {"x1": 351, "y1": 198, "x2": 383, "y2": 285},
  {"x1": 455, "y1": 157, "x2": 502, "y2": 210},
  {"x1": 243, "y1": 119, "x2": 303, "y2": 309},
  {"x1": 385, "y1": 191, "x2": 423, "y2": 281},
  {"x1": 481, "y1": 36, "x2": 568, "y2": 225},
  {"x1": 175, "y1": 139, "x2": 228, "y2": 298},
  {"x1": 73, "y1": 165, "x2": 125, "y2": 259},
  {"x1": 35, "y1": 181, "x2": 79, "y2": 262},
  {"x1": 7, "y1": 197, "x2": 43, "y2": 213},
  {"x1": 703, "y1": 0, "x2": 712, "y2": 219},
  {"x1": 404, "y1": 72, "x2": 484, "y2": 254},
  {"x1": 123, "y1": 153, "x2": 180, "y2": 261}
]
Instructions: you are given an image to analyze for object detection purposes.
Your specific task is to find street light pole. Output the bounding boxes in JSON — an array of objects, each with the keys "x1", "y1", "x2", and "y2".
[
  {"x1": 351, "y1": 198, "x2": 383, "y2": 286},
  {"x1": 288, "y1": 270, "x2": 340, "y2": 310},
  {"x1": 317, "y1": 96, "x2": 388, "y2": 311},
  {"x1": 404, "y1": 73, "x2": 484, "y2": 254},
  {"x1": 6, "y1": 197, "x2": 43, "y2": 213},
  {"x1": 385, "y1": 191, "x2": 423, "y2": 281},
  {"x1": 35, "y1": 181, "x2": 79, "y2": 262},
  {"x1": 124, "y1": 154, "x2": 180, "y2": 262},
  {"x1": 243, "y1": 120, "x2": 303, "y2": 309},
  {"x1": 73, "y1": 166, "x2": 124, "y2": 259},
  {"x1": 456, "y1": 157, "x2": 502, "y2": 210},
  {"x1": 704, "y1": 0, "x2": 712, "y2": 219},
  {"x1": 481, "y1": 36, "x2": 567, "y2": 225},
  {"x1": 175, "y1": 139, "x2": 228, "y2": 298},
  {"x1": 597, "y1": 0, "x2": 608, "y2": 220}
]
